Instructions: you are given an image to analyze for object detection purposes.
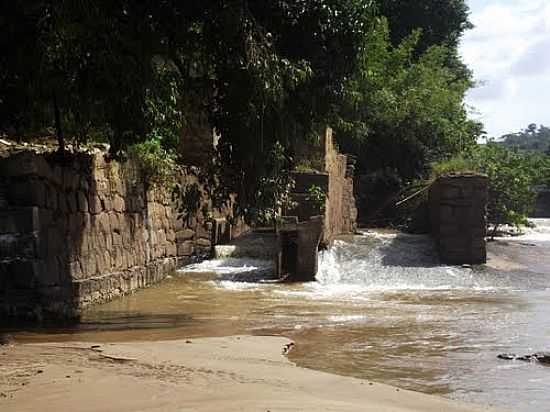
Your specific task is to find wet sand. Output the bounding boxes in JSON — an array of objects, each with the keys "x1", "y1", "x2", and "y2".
[{"x1": 0, "y1": 335, "x2": 500, "y2": 412}]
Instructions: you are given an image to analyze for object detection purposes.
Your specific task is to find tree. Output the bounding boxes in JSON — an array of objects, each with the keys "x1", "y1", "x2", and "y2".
[
  {"x1": 499, "y1": 124, "x2": 550, "y2": 154},
  {"x1": 434, "y1": 144, "x2": 549, "y2": 237},
  {"x1": 377, "y1": 0, "x2": 472, "y2": 53},
  {"x1": 0, "y1": 0, "x2": 376, "y2": 225},
  {"x1": 336, "y1": 19, "x2": 481, "y2": 187},
  {"x1": 376, "y1": 0, "x2": 473, "y2": 82}
]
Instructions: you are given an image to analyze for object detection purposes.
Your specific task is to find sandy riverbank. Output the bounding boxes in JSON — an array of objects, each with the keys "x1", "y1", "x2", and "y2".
[{"x1": 0, "y1": 335, "x2": 501, "y2": 412}]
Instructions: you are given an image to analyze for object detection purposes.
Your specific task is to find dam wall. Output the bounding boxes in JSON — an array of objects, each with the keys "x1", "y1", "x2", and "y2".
[{"x1": 0, "y1": 148, "x2": 244, "y2": 320}]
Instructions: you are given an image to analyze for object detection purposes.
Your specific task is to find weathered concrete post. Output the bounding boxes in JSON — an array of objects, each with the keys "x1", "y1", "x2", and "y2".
[
  {"x1": 276, "y1": 216, "x2": 324, "y2": 282},
  {"x1": 429, "y1": 173, "x2": 488, "y2": 264}
]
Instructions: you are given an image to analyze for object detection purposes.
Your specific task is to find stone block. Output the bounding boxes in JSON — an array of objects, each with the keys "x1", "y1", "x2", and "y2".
[
  {"x1": 166, "y1": 229, "x2": 176, "y2": 243},
  {"x1": 96, "y1": 251, "x2": 109, "y2": 274},
  {"x1": 440, "y1": 186, "x2": 462, "y2": 200},
  {"x1": 69, "y1": 260, "x2": 83, "y2": 279},
  {"x1": 114, "y1": 247, "x2": 124, "y2": 269},
  {"x1": 112, "y1": 231, "x2": 123, "y2": 246},
  {"x1": 77, "y1": 191, "x2": 89, "y2": 212},
  {"x1": 58, "y1": 193, "x2": 68, "y2": 213},
  {"x1": 83, "y1": 255, "x2": 98, "y2": 277},
  {"x1": 195, "y1": 238, "x2": 211, "y2": 248},
  {"x1": 8, "y1": 259, "x2": 40, "y2": 289},
  {"x1": 0, "y1": 207, "x2": 39, "y2": 234},
  {"x1": 157, "y1": 229, "x2": 167, "y2": 245},
  {"x1": 0, "y1": 233, "x2": 37, "y2": 259},
  {"x1": 8, "y1": 179, "x2": 46, "y2": 207},
  {"x1": 46, "y1": 226, "x2": 65, "y2": 256},
  {"x1": 196, "y1": 222, "x2": 212, "y2": 240},
  {"x1": 177, "y1": 241, "x2": 194, "y2": 256},
  {"x1": 166, "y1": 244, "x2": 177, "y2": 257},
  {"x1": 45, "y1": 184, "x2": 58, "y2": 210},
  {"x1": 40, "y1": 257, "x2": 61, "y2": 286},
  {"x1": 89, "y1": 194, "x2": 103, "y2": 214},
  {"x1": 0, "y1": 151, "x2": 50, "y2": 178},
  {"x1": 109, "y1": 212, "x2": 120, "y2": 232},
  {"x1": 113, "y1": 195, "x2": 125, "y2": 212},
  {"x1": 62, "y1": 170, "x2": 78, "y2": 191}
]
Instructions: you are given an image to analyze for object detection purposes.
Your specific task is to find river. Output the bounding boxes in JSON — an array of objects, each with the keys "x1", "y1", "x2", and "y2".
[{"x1": 6, "y1": 219, "x2": 550, "y2": 412}]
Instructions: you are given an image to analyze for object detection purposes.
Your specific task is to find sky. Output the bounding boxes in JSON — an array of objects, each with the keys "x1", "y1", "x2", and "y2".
[{"x1": 460, "y1": 0, "x2": 550, "y2": 138}]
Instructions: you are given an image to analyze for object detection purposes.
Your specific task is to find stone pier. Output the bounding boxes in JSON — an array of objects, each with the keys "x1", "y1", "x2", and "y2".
[
  {"x1": 429, "y1": 173, "x2": 488, "y2": 265},
  {"x1": 276, "y1": 216, "x2": 324, "y2": 282}
]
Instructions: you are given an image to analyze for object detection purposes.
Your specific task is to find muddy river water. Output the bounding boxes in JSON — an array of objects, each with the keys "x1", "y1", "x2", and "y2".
[{"x1": 7, "y1": 220, "x2": 550, "y2": 412}]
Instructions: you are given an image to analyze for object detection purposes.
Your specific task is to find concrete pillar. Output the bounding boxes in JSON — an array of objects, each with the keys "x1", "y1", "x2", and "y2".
[
  {"x1": 277, "y1": 216, "x2": 323, "y2": 282},
  {"x1": 429, "y1": 173, "x2": 488, "y2": 264}
]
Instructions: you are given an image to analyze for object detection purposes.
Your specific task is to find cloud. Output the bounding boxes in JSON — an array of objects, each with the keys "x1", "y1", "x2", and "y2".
[
  {"x1": 509, "y1": 37, "x2": 550, "y2": 77},
  {"x1": 460, "y1": 0, "x2": 550, "y2": 136}
]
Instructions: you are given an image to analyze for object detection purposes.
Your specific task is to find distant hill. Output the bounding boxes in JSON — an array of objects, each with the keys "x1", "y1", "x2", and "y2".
[{"x1": 498, "y1": 124, "x2": 550, "y2": 154}]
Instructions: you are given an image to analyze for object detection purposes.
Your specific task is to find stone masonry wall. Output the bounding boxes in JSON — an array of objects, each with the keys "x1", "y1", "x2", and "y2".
[
  {"x1": 0, "y1": 149, "x2": 243, "y2": 320},
  {"x1": 323, "y1": 128, "x2": 357, "y2": 244},
  {"x1": 429, "y1": 173, "x2": 488, "y2": 264},
  {"x1": 284, "y1": 128, "x2": 357, "y2": 247}
]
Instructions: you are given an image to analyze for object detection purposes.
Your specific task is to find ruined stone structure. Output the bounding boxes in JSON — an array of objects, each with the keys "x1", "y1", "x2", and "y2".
[
  {"x1": 286, "y1": 128, "x2": 357, "y2": 245},
  {"x1": 429, "y1": 173, "x2": 488, "y2": 264},
  {"x1": 324, "y1": 129, "x2": 358, "y2": 243},
  {"x1": 278, "y1": 128, "x2": 357, "y2": 281},
  {"x1": 532, "y1": 187, "x2": 550, "y2": 218},
  {"x1": 0, "y1": 149, "x2": 243, "y2": 320}
]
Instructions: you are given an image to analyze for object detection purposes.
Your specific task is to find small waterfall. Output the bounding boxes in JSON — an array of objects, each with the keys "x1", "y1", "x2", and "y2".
[
  {"x1": 179, "y1": 219, "x2": 550, "y2": 293},
  {"x1": 316, "y1": 229, "x2": 548, "y2": 292},
  {"x1": 513, "y1": 218, "x2": 550, "y2": 241},
  {"x1": 316, "y1": 233, "x2": 473, "y2": 291}
]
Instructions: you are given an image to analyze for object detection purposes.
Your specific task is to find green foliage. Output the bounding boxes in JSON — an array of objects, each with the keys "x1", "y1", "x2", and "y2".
[
  {"x1": 377, "y1": 0, "x2": 473, "y2": 53},
  {"x1": 432, "y1": 144, "x2": 549, "y2": 234},
  {"x1": 294, "y1": 154, "x2": 325, "y2": 173},
  {"x1": 337, "y1": 18, "x2": 481, "y2": 188},
  {"x1": 248, "y1": 142, "x2": 296, "y2": 225},
  {"x1": 498, "y1": 124, "x2": 550, "y2": 154},
  {"x1": 127, "y1": 139, "x2": 178, "y2": 186},
  {"x1": 431, "y1": 156, "x2": 478, "y2": 178},
  {"x1": 172, "y1": 183, "x2": 202, "y2": 226},
  {"x1": 1, "y1": 1, "x2": 488, "y2": 230},
  {"x1": 144, "y1": 68, "x2": 184, "y2": 154},
  {"x1": 377, "y1": 0, "x2": 473, "y2": 81},
  {"x1": 0, "y1": 0, "x2": 375, "y2": 225},
  {"x1": 473, "y1": 145, "x2": 538, "y2": 234},
  {"x1": 305, "y1": 185, "x2": 327, "y2": 213}
]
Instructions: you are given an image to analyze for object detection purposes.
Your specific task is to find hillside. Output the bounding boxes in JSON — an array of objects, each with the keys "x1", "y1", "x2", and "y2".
[{"x1": 498, "y1": 124, "x2": 550, "y2": 154}]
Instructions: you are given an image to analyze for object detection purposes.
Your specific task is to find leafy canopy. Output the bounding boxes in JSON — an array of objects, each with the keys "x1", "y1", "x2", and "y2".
[{"x1": 336, "y1": 18, "x2": 481, "y2": 187}]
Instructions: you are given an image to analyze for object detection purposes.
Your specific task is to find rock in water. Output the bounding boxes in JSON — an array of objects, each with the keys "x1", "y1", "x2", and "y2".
[
  {"x1": 498, "y1": 352, "x2": 550, "y2": 364},
  {"x1": 532, "y1": 352, "x2": 550, "y2": 364}
]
